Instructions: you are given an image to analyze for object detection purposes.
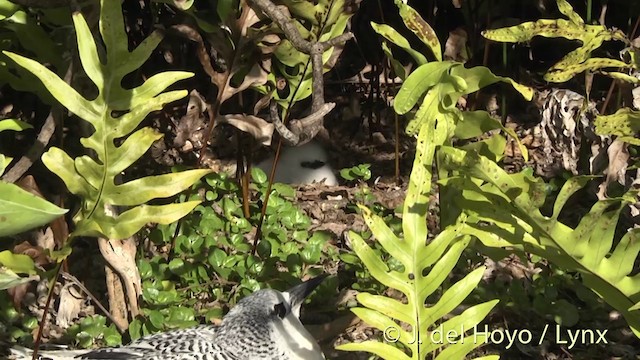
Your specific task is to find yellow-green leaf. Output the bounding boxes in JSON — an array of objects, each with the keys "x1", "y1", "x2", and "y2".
[{"x1": 0, "y1": 181, "x2": 68, "y2": 237}]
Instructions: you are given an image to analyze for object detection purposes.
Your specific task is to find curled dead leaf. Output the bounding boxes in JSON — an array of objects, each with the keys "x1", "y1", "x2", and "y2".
[
  {"x1": 218, "y1": 114, "x2": 274, "y2": 145},
  {"x1": 56, "y1": 283, "x2": 84, "y2": 328},
  {"x1": 597, "y1": 139, "x2": 628, "y2": 199}
]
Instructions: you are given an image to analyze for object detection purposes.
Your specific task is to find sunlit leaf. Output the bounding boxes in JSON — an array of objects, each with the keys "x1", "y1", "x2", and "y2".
[{"x1": 0, "y1": 181, "x2": 67, "y2": 237}]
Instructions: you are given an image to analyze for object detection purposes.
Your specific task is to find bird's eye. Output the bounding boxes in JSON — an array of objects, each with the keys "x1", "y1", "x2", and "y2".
[{"x1": 273, "y1": 302, "x2": 287, "y2": 319}]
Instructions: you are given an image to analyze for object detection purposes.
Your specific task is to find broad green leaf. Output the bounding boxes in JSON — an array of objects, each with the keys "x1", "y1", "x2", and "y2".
[
  {"x1": 371, "y1": 22, "x2": 428, "y2": 65},
  {"x1": 110, "y1": 170, "x2": 212, "y2": 205},
  {"x1": 605, "y1": 72, "x2": 640, "y2": 84},
  {"x1": 424, "y1": 267, "x2": 484, "y2": 324},
  {"x1": 450, "y1": 64, "x2": 534, "y2": 101},
  {"x1": 0, "y1": 154, "x2": 11, "y2": 176},
  {"x1": 343, "y1": 123, "x2": 497, "y2": 358},
  {"x1": 557, "y1": 0, "x2": 583, "y2": 26},
  {"x1": 0, "y1": 0, "x2": 19, "y2": 19},
  {"x1": 394, "y1": 61, "x2": 454, "y2": 114},
  {"x1": 551, "y1": 176, "x2": 596, "y2": 219},
  {"x1": 0, "y1": 267, "x2": 38, "y2": 290},
  {"x1": 4, "y1": 51, "x2": 99, "y2": 122},
  {"x1": 73, "y1": 201, "x2": 201, "y2": 239},
  {"x1": 0, "y1": 118, "x2": 32, "y2": 132},
  {"x1": 46, "y1": 246, "x2": 73, "y2": 263},
  {"x1": 357, "y1": 293, "x2": 413, "y2": 324},
  {"x1": 456, "y1": 110, "x2": 528, "y2": 161},
  {"x1": 119, "y1": 31, "x2": 164, "y2": 76},
  {"x1": 358, "y1": 206, "x2": 409, "y2": 265},
  {"x1": 337, "y1": 340, "x2": 410, "y2": 360},
  {"x1": 380, "y1": 41, "x2": 407, "y2": 80},
  {"x1": 3, "y1": 10, "x2": 62, "y2": 68},
  {"x1": 403, "y1": 82, "x2": 441, "y2": 136},
  {"x1": 113, "y1": 72, "x2": 192, "y2": 111},
  {"x1": 108, "y1": 128, "x2": 163, "y2": 174},
  {"x1": 0, "y1": 181, "x2": 68, "y2": 237},
  {"x1": 0, "y1": 250, "x2": 36, "y2": 274},
  {"x1": 403, "y1": 121, "x2": 437, "y2": 245},
  {"x1": 482, "y1": 19, "x2": 612, "y2": 43},
  {"x1": 73, "y1": 12, "x2": 103, "y2": 89},
  {"x1": 437, "y1": 300, "x2": 499, "y2": 347},
  {"x1": 347, "y1": 231, "x2": 408, "y2": 293},
  {"x1": 41, "y1": 147, "x2": 93, "y2": 198}
]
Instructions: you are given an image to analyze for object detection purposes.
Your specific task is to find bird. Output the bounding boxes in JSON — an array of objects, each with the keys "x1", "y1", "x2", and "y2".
[
  {"x1": 8, "y1": 275, "x2": 327, "y2": 360},
  {"x1": 256, "y1": 141, "x2": 338, "y2": 186}
]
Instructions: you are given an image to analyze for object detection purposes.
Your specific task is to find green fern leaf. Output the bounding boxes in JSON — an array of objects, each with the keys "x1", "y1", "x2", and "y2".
[
  {"x1": 438, "y1": 146, "x2": 640, "y2": 338},
  {"x1": 338, "y1": 128, "x2": 498, "y2": 359},
  {"x1": 4, "y1": 1, "x2": 208, "y2": 239},
  {"x1": 482, "y1": 0, "x2": 628, "y2": 83}
]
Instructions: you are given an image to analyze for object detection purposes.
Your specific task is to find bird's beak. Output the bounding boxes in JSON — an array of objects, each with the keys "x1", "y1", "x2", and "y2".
[{"x1": 284, "y1": 274, "x2": 327, "y2": 317}]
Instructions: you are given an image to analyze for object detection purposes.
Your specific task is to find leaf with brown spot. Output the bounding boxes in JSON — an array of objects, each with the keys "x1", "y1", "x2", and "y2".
[
  {"x1": 482, "y1": 0, "x2": 628, "y2": 83},
  {"x1": 397, "y1": 2, "x2": 441, "y2": 61}
]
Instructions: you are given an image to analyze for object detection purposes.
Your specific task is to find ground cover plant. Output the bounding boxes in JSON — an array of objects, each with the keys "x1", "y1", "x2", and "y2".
[{"x1": 1, "y1": 0, "x2": 640, "y2": 359}]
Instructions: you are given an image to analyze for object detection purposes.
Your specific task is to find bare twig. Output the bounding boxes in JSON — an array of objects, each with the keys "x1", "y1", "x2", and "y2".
[
  {"x1": 32, "y1": 261, "x2": 63, "y2": 360},
  {"x1": 273, "y1": 102, "x2": 336, "y2": 146},
  {"x1": 249, "y1": 0, "x2": 353, "y2": 144}
]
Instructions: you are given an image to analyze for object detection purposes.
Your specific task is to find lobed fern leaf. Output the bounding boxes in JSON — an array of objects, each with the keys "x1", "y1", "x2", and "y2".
[
  {"x1": 337, "y1": 125, "x2": 498, "y2": 359},
  {"x1": 482, "y1": 0, "x2": 630, "y2": 82},
  {"x1": 339, "y1": 4, "x2": 537, "y2": 358},
  {"x1": 3, "y1": 1, "x2": 209, "y2": 239},
  {"x1": 438, "y1": 146, "x2": 640, "y2": 337}
]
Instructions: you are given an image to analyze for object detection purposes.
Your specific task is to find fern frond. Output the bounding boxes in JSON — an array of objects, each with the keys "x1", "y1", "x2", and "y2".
[
  {"x1": 438, "y1": 146, "x2": 640, "y2": 337},
  {"x1": 4, "y1": 1, "x2": 209, "y2": 239}
]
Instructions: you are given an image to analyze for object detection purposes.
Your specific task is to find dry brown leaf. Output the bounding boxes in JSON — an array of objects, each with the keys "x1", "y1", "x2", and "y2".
[
  {"x1": 13, "y1": 240, "x2": 49, "y2": 266},
  {"x1": 533, "y1": 88, "x2": 601, "y2": 176},
  {"x1": 7, "y1": 283, "x2": 29, "y2": 309},
  {"x1": 174, "y1": 90, "x2": 207, "y2": 150},
  {"x1": 16, "y1": 176, "x2": 68, "y2": 248},
  {"x1": 219, "y1": 114, "x2": 274, "y2": 145},
  {"x1": 254, "y1": 88, "x2": 275, "y2": 115},
  {"x1": 56, "y1": 283, "x2": 84, "y2": 328},
  {"x1": 16, "y1": 175, "x2": 43, "y2": 197},
  {"x1": 597, "y1": 139, "x2": 628, "y2": 200},
  {"x1": 444, "y1": 27, "x2": 468, "y2": 62},
  {"x1": 219, "y1": 60, "x2": 271, "y2": 103}
]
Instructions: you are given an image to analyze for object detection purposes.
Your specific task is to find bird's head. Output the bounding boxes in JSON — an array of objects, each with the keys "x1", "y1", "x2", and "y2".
[
  {"x1": 219, "y1": 275, "x2": 327, "y2": 359},
  {"x1": 224, "y1": 274, "x2": 327, "y2": 324}
]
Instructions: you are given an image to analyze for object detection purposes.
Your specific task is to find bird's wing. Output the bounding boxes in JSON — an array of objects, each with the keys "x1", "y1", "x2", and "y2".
[
  {"x1": 5, "y1": 325, "x2": 225, "y2": 360},
  {"x1": 78, "y1": 325, "x2": 225, "y2": 360}
]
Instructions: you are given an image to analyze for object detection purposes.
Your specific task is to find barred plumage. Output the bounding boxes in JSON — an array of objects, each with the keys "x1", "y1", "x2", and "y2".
[{"x1": 9, "y1": 276, "x2": 326, "y2": 360}]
